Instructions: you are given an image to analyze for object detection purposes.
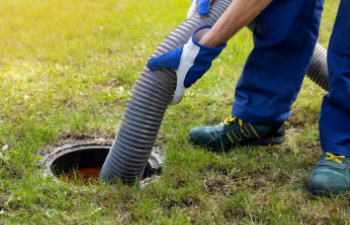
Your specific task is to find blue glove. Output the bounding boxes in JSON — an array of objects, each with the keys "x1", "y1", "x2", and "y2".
[
  {"x1": 147, "y1": 26, "x2": 226, "y2": 105},
  {"x1": 187, "y1": 0, "x2": 211, "y2": 18}
]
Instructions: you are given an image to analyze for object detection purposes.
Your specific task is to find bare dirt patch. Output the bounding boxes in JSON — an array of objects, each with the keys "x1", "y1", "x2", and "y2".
[
  {"x1": 0, "y1": 194, "x2": 8, "y2": 210},
  {"x1": 202, "y1": 175, "x2": 237, "y2": 196}
]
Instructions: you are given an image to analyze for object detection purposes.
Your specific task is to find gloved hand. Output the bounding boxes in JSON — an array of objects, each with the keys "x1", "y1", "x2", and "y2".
[
  {"x1": 147, "y1": 26, "x2": 226, "y2": 105},
  {"x1": 187, "y1": 0, "x2": 211, "y2": 18}
]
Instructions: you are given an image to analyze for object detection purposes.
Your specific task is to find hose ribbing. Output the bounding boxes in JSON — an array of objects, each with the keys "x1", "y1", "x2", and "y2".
[
  {"x1": 100, "y1": 0, "x2": 233, "y2": 183},
  {"x1": 307, "y1": 43, "x2": 329, "y2": 91},
  {"x1": 100, "y1": 0, "x2": 329, "y2": 183}
]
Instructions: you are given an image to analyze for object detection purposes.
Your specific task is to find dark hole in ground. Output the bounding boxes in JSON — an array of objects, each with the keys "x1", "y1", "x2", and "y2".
[{"x1": 50, "y1": 147, "x2": 159, "y2": 184}]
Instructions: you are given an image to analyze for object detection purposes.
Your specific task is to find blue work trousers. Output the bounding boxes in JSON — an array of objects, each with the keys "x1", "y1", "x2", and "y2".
[
  {"x1": 232, "y1": 0, "x2": 350, "y2": 155},
  {"x1": 319, "y1": 0, "x2": 350, "y2": 156}
]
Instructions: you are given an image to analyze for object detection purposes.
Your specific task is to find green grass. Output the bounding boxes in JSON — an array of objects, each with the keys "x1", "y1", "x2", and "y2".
[{"x1": 0, "y1": 0, "x2": 347, "y2": 224}]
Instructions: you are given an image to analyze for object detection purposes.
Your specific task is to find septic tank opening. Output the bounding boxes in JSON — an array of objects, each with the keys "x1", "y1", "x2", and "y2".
[{"x1": 42, "y1": 143, "x2": 163, "y2": 185}]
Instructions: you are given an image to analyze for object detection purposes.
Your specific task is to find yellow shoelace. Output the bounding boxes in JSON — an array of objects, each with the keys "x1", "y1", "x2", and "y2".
[
  {"x1": 221, "y1": 116, "x2": 261, "y2": 141},
  {"x1": 221, "y1": 116, "x2": 243, "y2": 127},
  {"x1": 324, "y1": 152, "x2": 346, "y2": 164}
]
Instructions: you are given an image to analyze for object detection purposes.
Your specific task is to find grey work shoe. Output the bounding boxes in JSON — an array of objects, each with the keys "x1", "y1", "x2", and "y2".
[
  {"x1": 188, "y1": 116, "x2": 285, "y2": 151},
  {"x1": 308, "y1": 152, "x2": 350, "y2": 196}
]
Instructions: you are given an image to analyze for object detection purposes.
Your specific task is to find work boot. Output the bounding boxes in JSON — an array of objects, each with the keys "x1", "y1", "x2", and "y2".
[
  {"x1": 188, "y1": 116, "x2": 285, "y2": 151},
  {"x1": 308, "y1": 152, "x2": 350, "y2": 196}
]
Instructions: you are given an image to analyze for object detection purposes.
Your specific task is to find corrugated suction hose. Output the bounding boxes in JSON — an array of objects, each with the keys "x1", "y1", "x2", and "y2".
[
  {"x1": 307, "y1": 43, "x2": 329, "y2": 91},
  {"x1": 100, "y1": 0, "x2": 329, "y2": 183}
]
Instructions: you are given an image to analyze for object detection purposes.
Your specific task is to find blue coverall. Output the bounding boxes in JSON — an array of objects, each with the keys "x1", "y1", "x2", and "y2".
[{"x1": 231, "y1": 0, "x2": 350, "y2": 156}]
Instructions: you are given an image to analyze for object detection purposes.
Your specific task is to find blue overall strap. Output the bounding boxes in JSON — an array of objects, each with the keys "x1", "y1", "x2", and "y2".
[
  {"x1": 319, "y1": 0, "x2": 350, "y2": 156},
  {"x1": 231, "y1": 0, "x2": 324, "y2": 125}
]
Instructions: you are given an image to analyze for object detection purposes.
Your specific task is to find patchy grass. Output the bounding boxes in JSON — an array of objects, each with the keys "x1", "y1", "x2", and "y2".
[{"x1": 0, "y1": 0, "x2": 348, "y2": 224}]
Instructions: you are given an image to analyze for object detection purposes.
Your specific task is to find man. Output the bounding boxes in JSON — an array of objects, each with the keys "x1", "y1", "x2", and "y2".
[{"x1": 147, "y1": 0, "x2": 350, "y2": 195}]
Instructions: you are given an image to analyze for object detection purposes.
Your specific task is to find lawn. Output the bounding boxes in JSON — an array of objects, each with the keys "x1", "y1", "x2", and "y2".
[{"x1": 0, "y1": 0, "x2": 347, "y2": 224}]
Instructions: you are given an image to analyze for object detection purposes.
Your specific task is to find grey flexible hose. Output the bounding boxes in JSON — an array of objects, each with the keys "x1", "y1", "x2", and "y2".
[
  {"x1": 100, "y1": 0, "x2": 329, "y2": 183},
  {"x1": 307, "y1": 43, "x2": 329, "y2": 91}
]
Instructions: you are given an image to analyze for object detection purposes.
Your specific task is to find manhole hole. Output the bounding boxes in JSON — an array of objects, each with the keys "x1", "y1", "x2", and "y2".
[{"x1": 42, "y1": 142, "x2": 163, "y2": 185}]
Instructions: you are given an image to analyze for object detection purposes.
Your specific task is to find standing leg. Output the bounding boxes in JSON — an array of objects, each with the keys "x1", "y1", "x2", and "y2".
[
  {"x1": 232, "y1": 0, "x2": 324, "y2": 126},
  {"x1": 319, "y1": 0, "x2": 350, "y2": 157},
  {"x1": 188, "y1": 0, "x2": 324, "y2": 150},
  {"x1": 309, "y1": 0, "x2": 350, "y2": 195}
]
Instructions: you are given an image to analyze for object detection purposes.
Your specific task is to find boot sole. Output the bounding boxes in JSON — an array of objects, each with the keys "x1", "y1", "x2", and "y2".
[
  {"x1": 249, "y1": 135, "x2": 285, "y2": 146},
  {"x1": 189, "y1": 135, "x2": 285, "y2": 151},
  {"x1": 308, "y1": 189, "x2": 347, "y2": 197},
  {"x1": 309, "y1": 190, "x2": 331, "y2": 196}
]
